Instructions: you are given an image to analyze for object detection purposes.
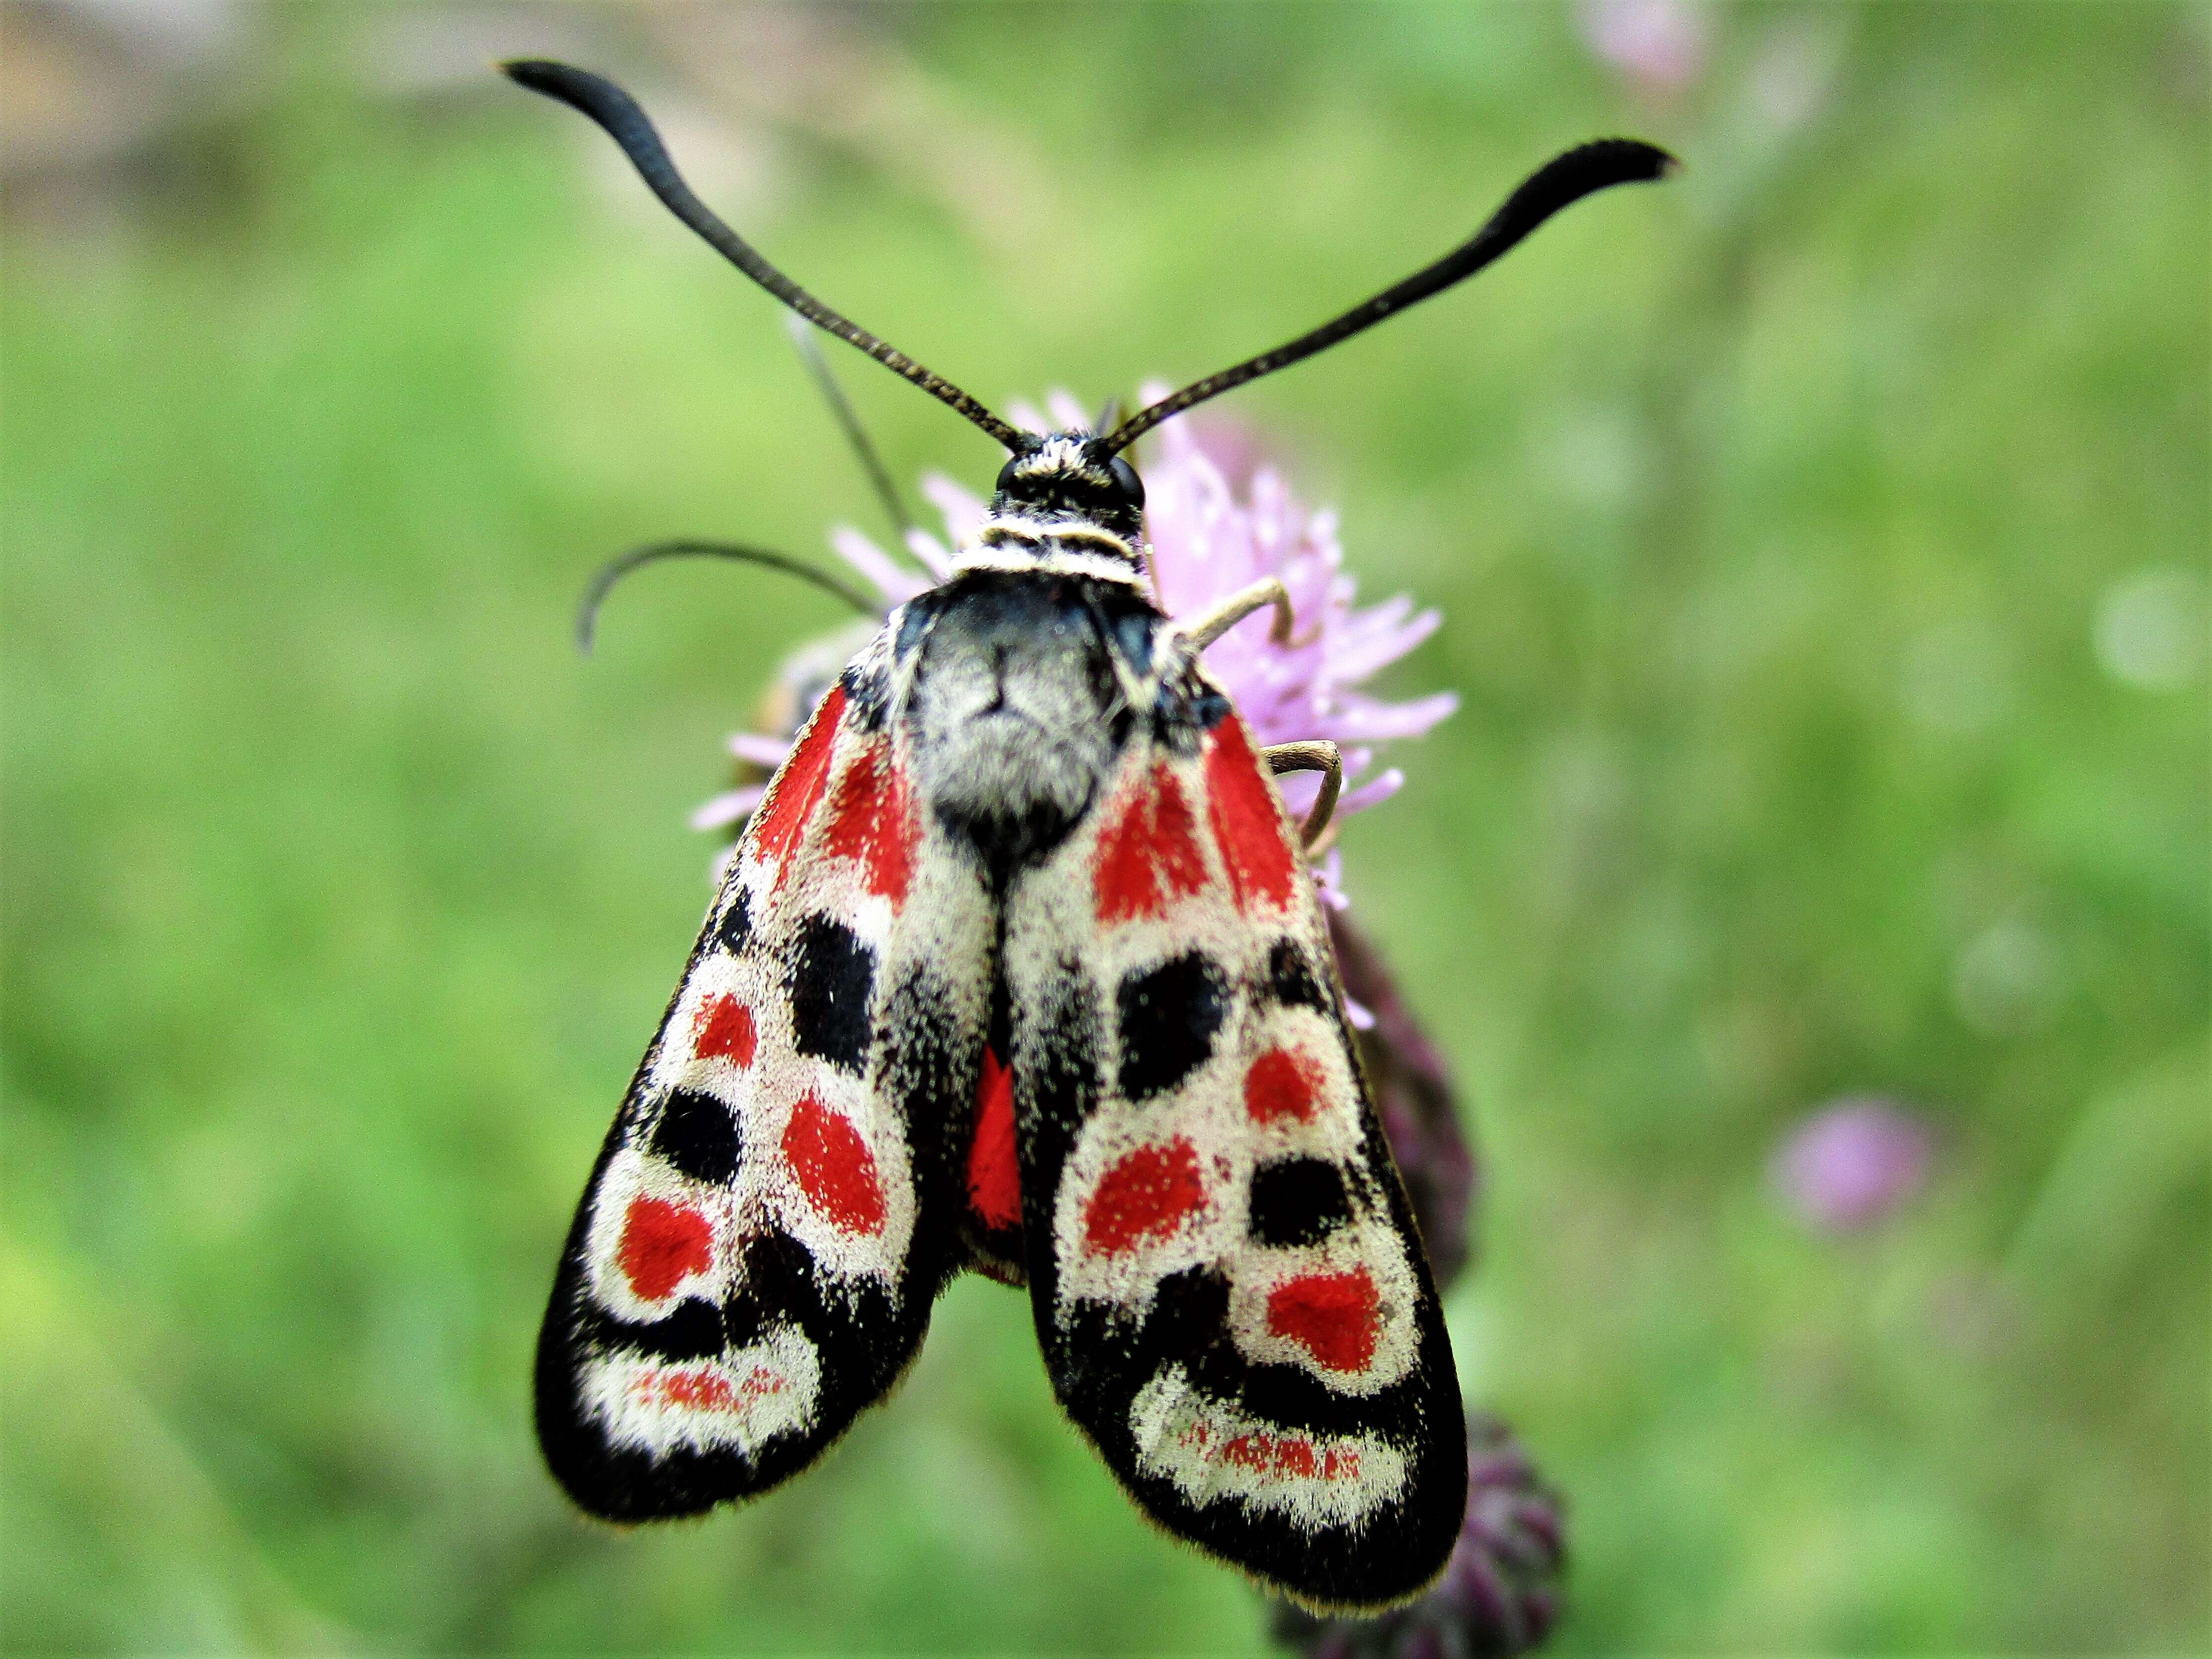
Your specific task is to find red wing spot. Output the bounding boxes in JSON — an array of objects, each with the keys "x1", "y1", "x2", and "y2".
[
  {"x1": 1244, "y1": 1045, "x2": 1323, "y2": 1124},
  {"x1": 631, "y1": 1364, "x2": 788, "y2": 1414},
  {"x1": 967, "y1": 1047, "x2": 1021, "y2": 1231},
  {"x1": 1203, "y1": 718, "x2": 1300, "y2": 914},
  {"x1": 821, "y1": 744, "x2": 881, "y2": 865},
  {"x1": 740, "y1": 1364, "x2": 789, "y2": 1398},
  {"x1": 1266, "y1": 1267, "x2": 1382, "y2": 1373},
  {"x1": 1093, "y1": 789, "x2": 1158, "y2": 922},
  {"x1": 1094, "y1": 765, "x2": 1210, "y2": 923},
  {"x1": 1176, "y1": 1419, "x2": 1350, "y2": 1482},
  {"x1": 1220, "y1": 1432, "x2": 1325, "y2": 1477},
  {"x1": 823, "y1": 740, "x2": 917, "y2": 905},
  {"x1": 752, "y1": 686, "x2": 846, "y2": 871},
  {"x1": 692, "y1": 993, "x2": 758, "y2": 1068},
  {"x1": 867, "y1": 762, "x2": 916, "y2": 903},
  {"x1": 782, "y1": 1093, "x2": 887, "y2": 1235},
  {"x1": 1083, "y1": 1138, "x2": 1207, "y2": 1255},
  {"x1": 1150, "y1": 768, "x2": 1209, "y2": 899},
  {"x1": 643, "y1": 1367, "x2": 733, "y2": 1411},
  {"x1": 1220, "y1": 1433, "x2": 1268, "y2": 1471},
  {"x1": 616, "y1": 1196, "x2": 713, "y2": 1302}
]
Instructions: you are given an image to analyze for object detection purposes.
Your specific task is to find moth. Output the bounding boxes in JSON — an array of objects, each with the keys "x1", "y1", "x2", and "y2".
[{"x1": 509, "y1": 60, "x2": 1669, "y2": 1611}]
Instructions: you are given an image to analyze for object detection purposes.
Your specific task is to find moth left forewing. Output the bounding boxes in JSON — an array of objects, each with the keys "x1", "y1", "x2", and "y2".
[
  {"x1": 539, "y1": 666, "x2": 994, "y2": 1518},
  {"x1": 1004, "y1": 703, "x2": 1466, "y2": 1613}
]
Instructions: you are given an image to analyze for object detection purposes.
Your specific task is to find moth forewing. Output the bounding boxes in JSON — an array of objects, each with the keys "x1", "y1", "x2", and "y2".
[{"x1": 1001, "y1": 702, "x2": 1466, "y2": 1609}]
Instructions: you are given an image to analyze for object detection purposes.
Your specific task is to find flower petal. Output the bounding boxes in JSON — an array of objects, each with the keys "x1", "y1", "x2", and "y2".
[
  {"x1": 727, "y1": 732, "x2": 794, "y2": 767},
  {"x1": 1317, "y1": 691, "x2": 1460, "y2": 743},
  {"x1": 920, "y1": 472, "x2": 991, "y2": 546},
  {"x1": 829, "y1": 527, "x2": 928, "y2": 604},
  {"x1": 1337, "y1": 768, "x2": 1406, "y2": 815},
  {"x1": 903, "y1": 528, "x2": 954, "y2": 579},
  {"x1": 690, "y1": 785, "x2": 766, "y2": 831}
]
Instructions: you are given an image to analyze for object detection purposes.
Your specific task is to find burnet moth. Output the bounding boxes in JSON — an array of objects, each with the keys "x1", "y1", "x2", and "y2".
[{"x1": 508, "y1": 59, "x2": 1670, "y2": 1612}]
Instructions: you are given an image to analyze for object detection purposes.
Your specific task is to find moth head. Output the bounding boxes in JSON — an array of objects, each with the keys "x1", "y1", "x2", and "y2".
[{"x1": 991, "y1": 433, "x2": 1147, "y2": 543}]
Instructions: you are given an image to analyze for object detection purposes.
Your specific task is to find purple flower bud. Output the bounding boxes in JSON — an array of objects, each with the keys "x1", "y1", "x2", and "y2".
[
  {"x1": 1272, "y1": 1416, "x2": 1568, "y2": 1659},
  {"x1": 1326, "y1": 906, "x2": 1476, "y2": 1291},
  {"x1": 1771, "y1": 1096, "x2": 1933, "y2": 1232}
]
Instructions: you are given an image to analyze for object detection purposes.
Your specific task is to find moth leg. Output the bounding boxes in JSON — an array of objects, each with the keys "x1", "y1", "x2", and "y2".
[
  {"x1": 1264, "y1": 738, "x2": 1343, "y2": 853},
  {"x1": 1170, "y1": 576, "x2": 1295, "y2": 653}
]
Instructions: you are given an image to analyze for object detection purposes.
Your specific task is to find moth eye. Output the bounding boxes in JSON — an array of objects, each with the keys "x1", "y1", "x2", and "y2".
[
  {"x1": 994, "y1": 455, "x2": 1023, "y2": 496},
  {"x1": 1107, "y1": 454, "x2": 1145, "y2": 509}
]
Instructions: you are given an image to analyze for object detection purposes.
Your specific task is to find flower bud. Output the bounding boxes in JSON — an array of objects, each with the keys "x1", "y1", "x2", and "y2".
[{"x1": 1326, "y1": 907, "x2": 1476, "y2": 1290}]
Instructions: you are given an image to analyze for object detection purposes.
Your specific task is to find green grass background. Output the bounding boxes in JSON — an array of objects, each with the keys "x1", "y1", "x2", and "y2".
[{"x1": 4, "y1": 3, "x2": 2206, "y2": 1652}]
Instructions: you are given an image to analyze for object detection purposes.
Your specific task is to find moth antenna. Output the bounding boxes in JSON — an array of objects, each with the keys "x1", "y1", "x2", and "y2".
[
  {"x1": 1092, "y1": 395, "x2": 1123, "y2": 436},
  {"x1": 505, "y1": 60, "x2": 1025, "y2": 452},
  {"x1": 1106, "y1": 138, "x2": 1677, "y2": 452},
  {"x1": 577, "y1": 539, "x2": 879, "y2": 655},
  {"x1": 785, "y1": 314, "x2": 917, "y2": 543}
]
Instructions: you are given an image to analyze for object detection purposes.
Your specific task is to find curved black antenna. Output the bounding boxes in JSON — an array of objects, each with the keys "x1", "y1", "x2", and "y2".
[
  {"x1": 505, "y1": 60, "x2": 1025, "y2": 452},
  {"x1": 1106, "y1": 138, "x2": 1677, "y2": 453},
  {"x1": 785, "y1": 314, "x2": 915, "y2": 542},
  {"x1": 577, "y1": 540, "x2": 879, "y2": 655}
]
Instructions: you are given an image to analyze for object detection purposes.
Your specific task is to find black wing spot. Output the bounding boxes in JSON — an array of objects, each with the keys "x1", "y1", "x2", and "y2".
[
  {"x1": 1116, "y1": 951, "x2": 1229, "y2": 1102},
  {"x1": 647, "y1": 1087, "x2": 740, "y2": 1187},
  {"x1": 788, "y1": 915, "x2": 877, "y2": 1073},
  {"x1": 1247, "y1": 1156, "x2": 1352, "y2": 1247},
  {"x1": 716, "y1": 884, "x2": 753, "y2": 955},
  {"x1": 578, "y1": 1296, "x2": 727, "y2": 1362},
  {"x1": 1265, "y1": 939, "x2": 1327, "y2": 1012},
  {"x1": 1151, "y1": 1264, "x2": 1232, "y2": 1350}
]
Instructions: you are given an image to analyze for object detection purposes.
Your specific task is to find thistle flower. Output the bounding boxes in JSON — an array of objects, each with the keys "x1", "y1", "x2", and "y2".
[
  {"x1": 1271, "y1": 1415, "x2": 1567, "y2": 1659},
  {"x1": 1771, "y1": 1096, "x2": 1933, "y2": 1233},
  {"x1": 696, "y1": 388, "x2": 1458, "y2": 855}
]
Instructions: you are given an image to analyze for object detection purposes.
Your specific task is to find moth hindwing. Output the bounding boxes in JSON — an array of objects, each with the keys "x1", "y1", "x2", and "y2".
[{"x1": 512, "y1": 55, "x2": 1672, "y2": 1612}]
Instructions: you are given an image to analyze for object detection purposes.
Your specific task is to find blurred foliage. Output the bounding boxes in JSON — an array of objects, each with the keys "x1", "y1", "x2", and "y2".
[{"x1": 3, "y1": 2, "x2": 2206, "y2": 1653}]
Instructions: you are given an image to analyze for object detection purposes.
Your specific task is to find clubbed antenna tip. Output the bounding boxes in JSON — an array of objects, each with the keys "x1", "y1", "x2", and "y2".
[
  {"x1": 503, "y1": 59, "x2": 1022, "y2": 451},
  {"x1": 1106, "y1": 137, "x2": 1677, "y2": 451}
]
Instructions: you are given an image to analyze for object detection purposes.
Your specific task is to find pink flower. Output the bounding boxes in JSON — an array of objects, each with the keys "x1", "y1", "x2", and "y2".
[
  {"x1": 1576, "y1": 0, "x2": 1711, "y2": 96},
  {"x1": 1772, "y1": 1097, "x2": 1934, "y2": 1232},
  {"x1": 698, "y1": 389, "x2": 1457, "y2": 875}
]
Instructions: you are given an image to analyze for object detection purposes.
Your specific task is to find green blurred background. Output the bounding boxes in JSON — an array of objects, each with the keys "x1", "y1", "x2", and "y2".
[{"x1": 4, "y1": 3, "x2": 2206, "y2": 1652}]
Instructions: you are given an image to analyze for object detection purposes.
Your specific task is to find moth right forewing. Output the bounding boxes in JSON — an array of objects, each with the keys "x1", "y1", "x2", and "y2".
[{"x1": 1001, "y1": 699, "x2": 1465, "y2": 1612}]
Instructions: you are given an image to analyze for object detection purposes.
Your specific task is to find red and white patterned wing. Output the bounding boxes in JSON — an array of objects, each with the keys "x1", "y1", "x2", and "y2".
[
  {"x1": 1001, "y1": 711, "x2": 1466, "y2": 1610},
  {"x1": 536, "y1": 678, "x2": 995, "y2": 1519}
]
